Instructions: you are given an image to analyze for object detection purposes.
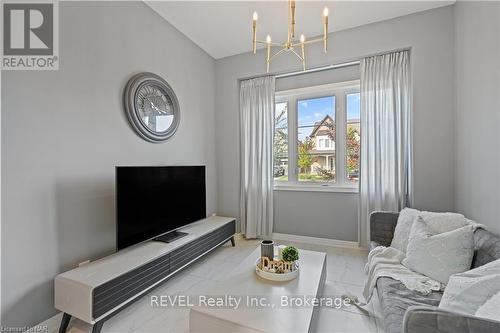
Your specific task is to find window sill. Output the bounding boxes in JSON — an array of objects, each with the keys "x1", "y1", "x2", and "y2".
[{"x1": 273, "y1": 184, "x2": 359, "y2": 193}]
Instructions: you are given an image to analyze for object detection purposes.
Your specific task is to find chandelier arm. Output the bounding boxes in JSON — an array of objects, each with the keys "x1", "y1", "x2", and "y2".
[
  {"x1": 269, "y1": 48, "x2": 287, "y2": 61},
  {"x1": 289, "y1": 48, "x2": 304, "y2": 61},
  {"x1": 302, "y1": 37, "x2": 326, "y2": 45},
  {"x1": 255, "y1": 40, "x2": 283, "y2": 47},
  {"x1": 258, "y1": 38, "x2": 322, "y2": 47}
]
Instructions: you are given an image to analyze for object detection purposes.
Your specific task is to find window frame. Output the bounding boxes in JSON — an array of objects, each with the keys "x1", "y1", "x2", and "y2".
[{"x1": 274, "y1": 80, "x2": 360, "y2": 193}]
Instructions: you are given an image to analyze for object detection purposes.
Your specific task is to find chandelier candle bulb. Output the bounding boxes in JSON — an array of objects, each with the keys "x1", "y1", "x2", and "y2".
[
  {"x1": 266, "y1": 35, "x2": 272, "y2": 72},
  {"x1": 252, "y1": 12, "x2": 258, "y2": 54}
]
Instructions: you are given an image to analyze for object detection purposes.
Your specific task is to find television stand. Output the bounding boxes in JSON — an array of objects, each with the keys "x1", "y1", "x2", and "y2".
[
  {"x1": 55, "y1": 216, "x2": 235, "y2": 333},
  {"x1": 154, "y1": 230, "x2": 188, "y2": 243}
]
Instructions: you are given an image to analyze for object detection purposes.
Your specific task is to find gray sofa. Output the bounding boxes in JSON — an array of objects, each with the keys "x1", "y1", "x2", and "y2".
[{"x1": 370, "y1": 211, "x2": 500, "y2": 333}]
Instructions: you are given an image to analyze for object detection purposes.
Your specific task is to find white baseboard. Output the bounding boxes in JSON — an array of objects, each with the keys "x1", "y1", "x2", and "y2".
[{"x1": 272, "y1": 233, "x2": 361, "y2": 249}]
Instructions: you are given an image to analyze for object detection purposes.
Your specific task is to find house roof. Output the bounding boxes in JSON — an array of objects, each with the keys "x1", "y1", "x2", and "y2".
[{"x1": 310, "y1": 115, "x2": 334, "y2": 138}]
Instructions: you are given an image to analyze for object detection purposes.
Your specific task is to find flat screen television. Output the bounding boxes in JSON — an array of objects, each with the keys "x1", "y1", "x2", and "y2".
[{"x1": 116, "y1": 166, "x2": 206, "y2": 250}]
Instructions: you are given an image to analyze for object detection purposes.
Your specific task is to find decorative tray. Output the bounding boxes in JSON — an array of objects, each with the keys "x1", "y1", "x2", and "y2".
[{"x1": 255, "y1": 258, "x2": 299, "y2": 282}]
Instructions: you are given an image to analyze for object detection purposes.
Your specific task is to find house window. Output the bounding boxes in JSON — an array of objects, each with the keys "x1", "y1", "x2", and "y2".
[{"x1": 274, "y1": 80, "x2": 360, "y2": 191}]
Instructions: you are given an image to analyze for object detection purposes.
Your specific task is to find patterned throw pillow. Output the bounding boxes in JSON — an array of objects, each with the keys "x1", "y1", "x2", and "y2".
[{"x1": 403, "y1": 216, "x2": 474, "y2": 284}]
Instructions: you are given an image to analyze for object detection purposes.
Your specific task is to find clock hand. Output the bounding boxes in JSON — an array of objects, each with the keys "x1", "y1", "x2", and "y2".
[{"x1": 147, "y1": 97, "x2": 166, "y2": 114}]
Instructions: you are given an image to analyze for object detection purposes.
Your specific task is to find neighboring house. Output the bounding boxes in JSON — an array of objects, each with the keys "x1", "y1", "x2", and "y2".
[
  {"x1": 307, "y1": 115, "x2": 360, "y2": 174},
  {"x1": 308, "y1": 115, "x2": 335, "y2": 173}
]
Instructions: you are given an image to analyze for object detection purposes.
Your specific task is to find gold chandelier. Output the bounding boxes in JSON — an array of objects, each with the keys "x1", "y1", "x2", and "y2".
[{"x1": 252, "y1": 1, "x2": 329, "y2": 73}]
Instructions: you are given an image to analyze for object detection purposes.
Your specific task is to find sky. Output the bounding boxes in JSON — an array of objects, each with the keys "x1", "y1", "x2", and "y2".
[{"x1": 347, "y1": 93, "x2": 361, "y2": 119}]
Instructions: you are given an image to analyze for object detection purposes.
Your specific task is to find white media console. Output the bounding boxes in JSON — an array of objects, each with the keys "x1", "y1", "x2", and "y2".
[{"x1": 54, "y1": 216, "x2": 236, "y2": 333}]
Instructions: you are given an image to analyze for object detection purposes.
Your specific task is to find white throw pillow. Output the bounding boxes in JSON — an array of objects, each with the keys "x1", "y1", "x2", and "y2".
[
  {"x1": 391, "y1": 208, "x2": 468, "y2": 253},
  {"x1": 439, "y1": 258, "x2": 500, "y2": 322},
  {"x1": 403, "y1": 217, "x2": 474, "y2": 284},
  {"x1": 391, "y1": 208, "x2": 420, "y2": 253}
]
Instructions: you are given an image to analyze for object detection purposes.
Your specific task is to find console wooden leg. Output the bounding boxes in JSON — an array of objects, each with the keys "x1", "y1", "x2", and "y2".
[
  {"x1": 230, "y1": 236, "x2": 235, "y2": 247},
  {"x1": 92, "y1": 321, "x2": 104, "y2": 333},
  {"x1": 58, "y1": 313, "x2": 71, "y2": 333}
]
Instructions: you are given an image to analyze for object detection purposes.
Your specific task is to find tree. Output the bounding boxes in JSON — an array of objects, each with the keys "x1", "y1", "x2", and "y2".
[
  {"x1": 274, "y1": 105, "x2": 288, "y2": 168},
  {"x1": 346, "y1": 127, "x2": 360, "y2": 179},
  {"x1": 298, "y1": 137, "x2": 315, "y2": 173}
]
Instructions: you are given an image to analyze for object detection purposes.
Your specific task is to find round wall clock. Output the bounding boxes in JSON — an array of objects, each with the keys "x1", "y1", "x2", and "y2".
[{"x1": 123, "y1": 72, "x2": 180, "y2": 143}]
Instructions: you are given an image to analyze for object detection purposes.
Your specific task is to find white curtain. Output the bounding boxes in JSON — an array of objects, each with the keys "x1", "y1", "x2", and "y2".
[
  {"x1": 359, "y1": 50, "x2": 412, "y2": 247},
  {"x1": 239, "y1": 76, "x2": 275, "y2": 239}
]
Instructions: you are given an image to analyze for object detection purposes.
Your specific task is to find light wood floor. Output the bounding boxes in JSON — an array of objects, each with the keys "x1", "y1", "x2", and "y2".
[{"x1": 39, "y1": 238, "x2": 384, "y2": 333}]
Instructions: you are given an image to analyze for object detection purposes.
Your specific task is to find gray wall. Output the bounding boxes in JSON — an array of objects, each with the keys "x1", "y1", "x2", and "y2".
[
  {"x1": 454, "y1": 2, "x2": 500, "y2": 235},
  {"x1": 274, "y1": 191, "x2": 358, "y2": 241},
  {"x1": 1, "y1": 1, "x2": 216, "y2": 327},
  {"x1": 275, "y1": 64, "x2": 360, "y2": 91},
  {"x1": 215, "y1": 6, "x2": 456, "y2": 242}
]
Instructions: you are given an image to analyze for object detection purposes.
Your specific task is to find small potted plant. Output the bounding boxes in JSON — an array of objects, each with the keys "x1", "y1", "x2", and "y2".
[{"x1": 281, "y1": 246, "x2": 299, "y2": 271}]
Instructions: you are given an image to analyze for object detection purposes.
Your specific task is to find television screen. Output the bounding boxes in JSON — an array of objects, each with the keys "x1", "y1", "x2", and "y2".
[{"x1": 116, "y1": 166, "x2": 206, "y2": 250}]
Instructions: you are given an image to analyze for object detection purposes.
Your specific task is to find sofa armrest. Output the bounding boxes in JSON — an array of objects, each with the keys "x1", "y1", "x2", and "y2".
[
  {"x1": 403, "y1": 306, "x2": 500, "y2": 333},
  {"x1": 370, "y1": 211, "x2": 399, "y2": 247}
]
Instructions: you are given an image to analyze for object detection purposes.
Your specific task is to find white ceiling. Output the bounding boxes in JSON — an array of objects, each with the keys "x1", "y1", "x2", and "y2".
[{"x1": 145, "y1": 1, "x2": 454, "y2": 59}]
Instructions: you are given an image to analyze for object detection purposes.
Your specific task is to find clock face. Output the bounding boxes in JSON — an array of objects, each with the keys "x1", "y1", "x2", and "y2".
[
  {"x1": 124, "y1": 73, "x2": 180, "y2": 143},
  {"x1": 136, "y1": 84, "x2": 175, "y2": 133}
]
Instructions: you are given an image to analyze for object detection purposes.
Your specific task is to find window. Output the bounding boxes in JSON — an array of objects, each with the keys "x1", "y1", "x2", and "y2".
[
  {"x1": 274, "y1": 102, "x2": 288, "y2": 181},
  {"x1": 298, "y1": 96, "x2": 335, "y2": 182},
  {"x1": 346, "y1": 93, "x2": 361, "y2": 182},
  {"x1": 273, "y1": 81, "x2": 360, "y2": 191}
]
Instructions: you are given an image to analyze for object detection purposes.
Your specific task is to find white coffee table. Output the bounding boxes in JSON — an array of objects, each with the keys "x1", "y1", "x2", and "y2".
[{"x1": 189, "y1": 246, "x2": 327, "y2": 333}]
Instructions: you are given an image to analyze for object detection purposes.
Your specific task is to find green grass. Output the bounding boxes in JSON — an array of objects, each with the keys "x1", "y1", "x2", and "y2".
[
  {"x1": 298, "y1": 173, "x2": 326, "y2": 181},
  {"x1": 274, "y1": 174, "x2": 330, "y2": 182}
]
